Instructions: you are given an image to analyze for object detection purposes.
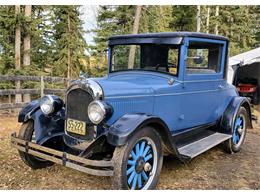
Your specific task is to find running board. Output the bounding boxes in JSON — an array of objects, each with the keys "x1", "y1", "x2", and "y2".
[{"x1": 177, "y1": 133, "x2": 232, "y2": 159}]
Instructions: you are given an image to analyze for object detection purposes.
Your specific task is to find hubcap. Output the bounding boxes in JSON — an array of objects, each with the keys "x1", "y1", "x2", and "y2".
[
  {"x1": 135, "y1": 157, "x2": 145, "y2": 173},
  {"x1": 233, "y1": 115, "x2": 245, "y2": 145},
  {"x1": 126, "y1": 138, "x2": 157, "y2": 190}
]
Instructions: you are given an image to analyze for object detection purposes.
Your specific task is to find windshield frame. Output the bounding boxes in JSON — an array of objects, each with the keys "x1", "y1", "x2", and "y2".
[{"x1": 108, "y1": 43, "x2": 181, "y2": 77}]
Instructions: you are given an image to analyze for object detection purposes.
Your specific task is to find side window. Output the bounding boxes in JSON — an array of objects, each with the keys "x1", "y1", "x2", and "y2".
[{"x1": 186, "y1": 41, "x2": 222, "y2": 74}]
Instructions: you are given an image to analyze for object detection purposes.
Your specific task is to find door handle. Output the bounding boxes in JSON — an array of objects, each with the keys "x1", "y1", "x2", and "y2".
[{"x1": 218, "y1": 85, "x2": 224, "y2": 89}]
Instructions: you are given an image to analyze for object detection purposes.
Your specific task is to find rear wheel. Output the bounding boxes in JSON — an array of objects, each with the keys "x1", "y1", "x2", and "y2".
[
  {"x1": 18, "y1": 120, "x2": 54, "y2": 169},
  {"x1": 112, "y1": 127, "x2": 163, "y2": 190},
  {"x1": 224, "y1": 107, "x2": 248, "y2": 153}
]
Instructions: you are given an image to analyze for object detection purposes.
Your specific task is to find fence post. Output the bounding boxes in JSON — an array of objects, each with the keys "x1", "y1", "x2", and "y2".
[
  {"x1": 40, "y1": 76, "x2": 44, "y2": 97},
  {"x1": 8, "y1": 94, "x2": 12, "y2": 114}
]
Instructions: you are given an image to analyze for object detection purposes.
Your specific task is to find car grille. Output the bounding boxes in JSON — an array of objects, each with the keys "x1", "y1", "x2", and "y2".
[{"x1": 66, "y1": 88, "x2": 95, "y2": 140}]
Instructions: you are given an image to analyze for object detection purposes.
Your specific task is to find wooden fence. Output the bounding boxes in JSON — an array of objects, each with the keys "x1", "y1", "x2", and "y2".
[{"x1": 0, "y1": 75, "x2": 69, "y2": 110}]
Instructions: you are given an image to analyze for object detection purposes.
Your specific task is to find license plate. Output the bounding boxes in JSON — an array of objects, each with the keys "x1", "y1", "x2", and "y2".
[{"x1": 66, "y1": 118, "x2": 86, "y2": 135}]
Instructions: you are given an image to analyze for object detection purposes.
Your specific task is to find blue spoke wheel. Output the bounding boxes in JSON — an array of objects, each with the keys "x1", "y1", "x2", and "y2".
[
  {"x1": 224, "y1": 106, "x2": 248, "y2": 153},
  {"x1": 232, "y1": 115, "x2": 245, "y2": 145},
  {"x1": 126, "y1": 138, "x2": 157, "y2": 190},
  {"x1": 112, "y1": 127, "x2": 163, "y2": 190}
]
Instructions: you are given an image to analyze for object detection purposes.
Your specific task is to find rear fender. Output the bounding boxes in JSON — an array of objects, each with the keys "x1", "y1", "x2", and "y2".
[{"x1": 220, "y1": 96, "x2": 252, "y2": 134}]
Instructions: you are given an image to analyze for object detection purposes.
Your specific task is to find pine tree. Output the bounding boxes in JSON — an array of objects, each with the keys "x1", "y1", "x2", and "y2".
[
  {"x1": 0, "y1": 5, "x2": 258, "y2": 81},
  {"x1": 29, "y1": 6, "x2": 52, "y2": 74},
  {"x1": 209, "y1": 6, "x2": 259, "y2": 56},
  {"x1": 140, "y1": 6, "x2": 172, "y2": 33},
  {"x1": 0, "y1": 6, "x2": 16, "y2": 75},
  {"x1": 169, "y1": 6, "x2": 197, "y2": 31},
  {"x1": 0, "y1": 5, "x2": 51, "y2": 76},
  {"x1": 51, "y1": 5, "x2": 88, "y2": 78},
  {"x1": 92, "y1": 6, "x2": 135, "y2": 55}
]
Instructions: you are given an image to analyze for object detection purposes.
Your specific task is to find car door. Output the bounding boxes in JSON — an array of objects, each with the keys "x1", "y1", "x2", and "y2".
[{"x1": 178, "y1": 37, "x2": 227, "y2": 129}]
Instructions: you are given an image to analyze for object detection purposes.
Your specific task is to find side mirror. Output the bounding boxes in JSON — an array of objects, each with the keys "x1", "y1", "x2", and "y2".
[
  {"x1": 186, "y1": 55, "x2": 204, "y2": 64},
  {"x1": 193, "y1": 56, "x2": 204, "y2": 64}
]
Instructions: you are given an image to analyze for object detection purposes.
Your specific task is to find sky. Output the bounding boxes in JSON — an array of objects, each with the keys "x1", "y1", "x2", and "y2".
[{"x1": 81, "y1": 5, "x2": 98, "y2": 45}]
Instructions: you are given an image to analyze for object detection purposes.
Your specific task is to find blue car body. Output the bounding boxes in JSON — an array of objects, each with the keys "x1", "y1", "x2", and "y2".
[
  {"x1": 94, "y1": 36, "x2": 236, "y2": 133},
  {"x1": 14, "y1": 33, "x2": 252, "y2": 180},
  {"x1": 11, "y1": 32, "x2": 252, "y2": 189}
]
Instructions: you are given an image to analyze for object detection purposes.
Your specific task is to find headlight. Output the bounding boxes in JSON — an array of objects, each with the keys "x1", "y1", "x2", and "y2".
[
  {"x1": 88, "y1": 100, "x2": 112, "y2": 124},
  {"x1": 40, "y1": 95, "x2": 63, "y2": 115}
]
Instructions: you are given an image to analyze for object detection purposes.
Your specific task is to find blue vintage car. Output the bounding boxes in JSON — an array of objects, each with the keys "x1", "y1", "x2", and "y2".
[{"x1": 11, "y1": 32, "x2": 252, "y2": 190}]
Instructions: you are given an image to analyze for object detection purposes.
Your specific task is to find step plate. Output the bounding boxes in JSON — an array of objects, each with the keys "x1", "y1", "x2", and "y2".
[{"x1": 178, "y1": 133, "x2": 232, "y2": 158}]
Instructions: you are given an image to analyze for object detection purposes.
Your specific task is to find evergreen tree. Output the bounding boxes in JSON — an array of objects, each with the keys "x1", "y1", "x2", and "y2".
[
  {"x1": 0, "y1": 6, "x2": 16, "y2": 75},
  {"x1": 29, "y1": 6, "x2": 53, "y2": 75},
  {"x1": 51, "y1": 5, "x2": 88, "y2": 78},
  {"x1": 0, "y1": 5, "x2": 259, "y2": 82},
  {"x1": 209, "y1": 6, "x2": 259, "y2": 56},
  {"x1": 169, "y1": 6, "x2": 197, "y2": 31},
  {"x1": 0, "y1": 5, "x2": 51, "y2": 76},
  {"x1": 92, "y1": 6, "x2": 135, "y2": 55},
  {"x1": 140, "y1": 6, "x2": 172, "y2": 33}
]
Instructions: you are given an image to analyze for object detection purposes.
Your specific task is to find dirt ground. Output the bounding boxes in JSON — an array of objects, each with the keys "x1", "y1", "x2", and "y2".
[{"x1": 0, "y1": 107, "x2": 259, "y2": 190}]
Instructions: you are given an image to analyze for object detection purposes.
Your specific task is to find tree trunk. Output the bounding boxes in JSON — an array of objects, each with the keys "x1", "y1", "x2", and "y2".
[
  {"x1": 15, "y1": 5, "x2": 22, "y2": 103},
  {"x1": 23, "y1": 5, "x2": 32, "y2": 103},
  {"x1": 67, "y1": 13, "x2": 71, "y2": 79},
  {"x1": 196, "y1": 5, "x2": 201, "y2": 32},
  {"x1": 215, "y1": 6, "x2": 219, "y2": 35},
  {"x1": 206, "y1": 7, "x2": 210, "y2": 34},
  {"x1": 23, "y1": 5, "x2": 31, "y2": 67},
  {"x1": 128, "y1": 5, "x2": 142, "y2": 69}
]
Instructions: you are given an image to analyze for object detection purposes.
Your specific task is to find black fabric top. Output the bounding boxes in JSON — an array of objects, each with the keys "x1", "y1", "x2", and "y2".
[{"x1": 109, "y1": 32, "x2": 229, "y2": 41}]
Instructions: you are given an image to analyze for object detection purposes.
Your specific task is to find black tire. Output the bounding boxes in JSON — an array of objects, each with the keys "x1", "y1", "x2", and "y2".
[
  {"x1": 112, "y1": 126, "x2": 163, "y2": 190},
  {"x1": 18, "y1": 120, "x2": 54, "y2": 169},
  {"x1": 224, "y1": 107, "x2": 248, "y2": 153},
  {"x1": 252, "y1": 92, "x2": 258, "y2": 105}
]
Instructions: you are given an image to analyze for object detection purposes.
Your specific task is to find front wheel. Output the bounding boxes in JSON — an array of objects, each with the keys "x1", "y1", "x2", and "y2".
[
  {"x1": 112, "y1": 126, "x2": 163, "y2": 190},
  {"x1": 18, "y1": 120, "x2": 54, "y2": 169},
  {"x1": 224, "y1": 107, "x2": 248, "y2": 153}
]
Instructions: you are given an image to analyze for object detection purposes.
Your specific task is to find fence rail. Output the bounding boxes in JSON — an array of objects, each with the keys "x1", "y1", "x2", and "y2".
[
  {"x1": 0, "y1": 102, "x2": 28, "y2": 110},
  {"x1": 0, "y1": 75, "x2": 69, "y2": 83},
  {"x1": 0, "y1": 75, "x2": 69, "y2": 110},
  {"x1": 0, "y1": 89, "x2": 65, "y2": 96}
]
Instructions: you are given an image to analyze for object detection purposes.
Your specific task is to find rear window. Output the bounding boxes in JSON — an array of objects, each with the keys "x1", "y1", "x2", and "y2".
[{"x1": 186, "y1": 41, "x2": 223, "y2": 74}]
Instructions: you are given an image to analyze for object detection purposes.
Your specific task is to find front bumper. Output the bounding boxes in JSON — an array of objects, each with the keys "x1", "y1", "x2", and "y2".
[{"x1": 10, "y1": 132, "x2": 114, "y2": 177}]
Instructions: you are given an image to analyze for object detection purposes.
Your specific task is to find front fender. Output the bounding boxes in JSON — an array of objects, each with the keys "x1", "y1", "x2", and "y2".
[
  {"x1": 32, "y1": 108, "x2": 65, "y2": 144},
  {"x1": 106, "y1": 113, "x2": 184, "y2": 159},
  {"x1": 18, "y1": 99, "x2": 40, "y2": 122},
  {"x1": 220, "y1": 96, "x2": 252, "y2": 134},
  {"x1": 18, "y1": 100, "x2": 65, "y2": 144},
  {"x1": 107, "y1": 113, "x2": 167, "y2": 145}
]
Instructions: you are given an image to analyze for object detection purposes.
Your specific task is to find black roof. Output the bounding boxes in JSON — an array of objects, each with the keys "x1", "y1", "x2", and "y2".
[{"x1": 109, "y1": 32, "x2": 228, "y2": 41}]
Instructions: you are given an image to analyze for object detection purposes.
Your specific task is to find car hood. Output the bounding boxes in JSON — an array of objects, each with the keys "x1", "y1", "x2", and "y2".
[{"x1": 92, "y1": 71, "x2": 171, "y2": 98}]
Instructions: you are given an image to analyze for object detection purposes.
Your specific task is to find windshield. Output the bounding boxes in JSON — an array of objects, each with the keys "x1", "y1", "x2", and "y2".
[{"x1": 110, "y1": 44, "x2": 179, "y2": 76}]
